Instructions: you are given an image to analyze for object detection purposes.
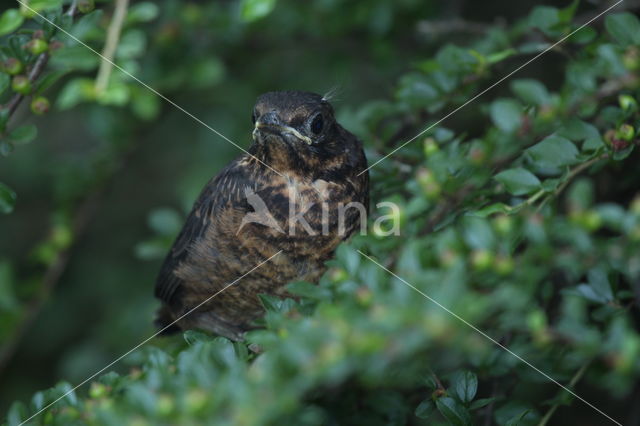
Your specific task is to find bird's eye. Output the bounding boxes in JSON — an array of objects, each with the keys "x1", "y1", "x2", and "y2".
[{"x1": 310, "y1": 114, "x2": 323, "y2": 134}]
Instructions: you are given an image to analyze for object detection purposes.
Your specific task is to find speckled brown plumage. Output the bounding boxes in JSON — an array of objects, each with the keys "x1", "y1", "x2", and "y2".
[{"x1": 154, "y1": 91, "x2": 369, "y2": 340}]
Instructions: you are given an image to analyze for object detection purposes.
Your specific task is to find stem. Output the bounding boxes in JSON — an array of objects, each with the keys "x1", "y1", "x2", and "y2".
[
  {"x1": 536, "y1": 155, "x2": 606, "y2": 213},
  {"x1": 537, "y1": 361, "x2": 591, "y2": 426},
  {"x1": 95, "y1": 0, "x2": 129, "y2": 93},
  {"x1": 3, "y1": 2, "x2": 77, "y2": 119}
]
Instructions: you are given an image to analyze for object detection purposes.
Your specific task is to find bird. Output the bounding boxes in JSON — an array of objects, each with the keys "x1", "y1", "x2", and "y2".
[{"x1": 154, "y1": 90, "x2": 369, "y2": 341}]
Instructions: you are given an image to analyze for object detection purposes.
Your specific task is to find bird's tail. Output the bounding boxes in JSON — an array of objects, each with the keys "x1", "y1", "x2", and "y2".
[{"x1": 154, "y1": 305, "x2": 182, "y2": 335}]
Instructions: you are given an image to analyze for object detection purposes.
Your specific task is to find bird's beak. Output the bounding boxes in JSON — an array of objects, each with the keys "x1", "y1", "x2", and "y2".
[{"x1": 253, "y1": 122, "x2": 313, "y2": 145}]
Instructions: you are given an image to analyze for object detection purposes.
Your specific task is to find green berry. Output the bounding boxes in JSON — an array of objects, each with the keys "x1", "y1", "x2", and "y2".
[
  {"x1": 622, "y1": 47, "x2": 640, "y2": 71},
  {"x1": 416, "y1": 168, "x2": 441, "y2": 199},
  {"x1": 185, "y1": 389, "x2": 207, "y2": 414},
  {"x1": 11, "y1": 75, "x2": 31, "y2": 94},
  {"x1": 78, "y1": 0, "x2": 95, "y2": 13},
  {"x1": 2, "y1": 58, "x2": 23, "y2": 75},
  {"x1": 493, "y1": 215, "x2": 514, "y2": 235},
  {"x1": 423, "y1": 137, "x2": 439, "y2": 156},
  {"x1": 494, "y1": 256, "x2": 515, "y2": 275},
  {"x1": 582, "y1": 210, "x2": 602, "y2": 231},
  {"x1": 31, "y1": 96, "x2": 50, "y2": 115},
  {"x1": 630, "y1": 196, "x2": 640, "y2": 215},
  {"x1": 471, "y1": 249, "x2": 494, "y2": 271},
  {"x1": 157, "y1": 395, "x2": 174, "y2": 416},
  {"x1": 89, "y1": 382, "x2": 108, "y2": 399},
  {"x1": 26, "y1": 39, "x2": 48, "y2": 55},
  {"x1": 616, "y1": 124, "x2": 635, "y2": 142},
  {"x1": 618, "y1": 94, "x2": 637, "y2": 112}
]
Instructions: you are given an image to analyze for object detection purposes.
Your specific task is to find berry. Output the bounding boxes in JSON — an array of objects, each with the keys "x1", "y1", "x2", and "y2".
[
  {"x1": 618, "y1": 94, "x2": 637, "y2": 112},
  {"x1": 2, "y1": 58, "x2": 23, "y2": 75},
  {"x1": 31, "y1": 97, "x2": 51, "y2": 115},
  {"x1": 471, "y1": 249, "x2": 494, "y2": 271},
  {"x1": 423, "y1": 137, "x2": 439, "y2": 157},
  {"x1": 616, "y1": 124, "x2": 635, "y2": 142},
  {"x1": 25, "y1": 39, "x2": 48, "y2": 55},
  {"x1": 11, "y1": 75, "x2": 31, "y2": 94},
  {"x1": 77, "y1": 0, "x2": 95, "y2": 13}
]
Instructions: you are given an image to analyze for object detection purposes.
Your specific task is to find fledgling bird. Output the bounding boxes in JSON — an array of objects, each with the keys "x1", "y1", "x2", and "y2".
[{"x1": 154, "y1": 90, "x2": 369, "y2": 341}]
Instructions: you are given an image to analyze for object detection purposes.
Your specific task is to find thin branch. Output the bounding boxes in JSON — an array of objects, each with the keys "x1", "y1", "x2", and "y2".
[
  {"x1": 95, "y1": 0, "x2": 129, "y2": 93},
  {"x1": 537, "y1": 361, "x2": 592, "y2": 426},
  {"x1": 3, "y1": 2, "x2": 78, "y2": 119}
]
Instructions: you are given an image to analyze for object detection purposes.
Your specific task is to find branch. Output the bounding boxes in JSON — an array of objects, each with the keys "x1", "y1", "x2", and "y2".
[
  {"x1": 3, "y1": 2, "x2": 78, "y2": 120},
  {"x1": 537, "y1": 361, "x2": 591, "y2": 426},
  {"x1": 95, "y1": 0, "x2": 129, "y2": 93}
]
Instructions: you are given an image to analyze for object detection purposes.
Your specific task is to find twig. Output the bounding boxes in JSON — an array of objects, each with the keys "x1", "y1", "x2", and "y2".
[
  {"x1": 95, "y1": 0, "x2": 129, "y2": 93},
  {"x1": 536, "y1": 154, "x2": 608, "y2": 212},
  {"x1": 537, "y1": 361, "x2": 592, "y2": 426},
  {"x1": 4, "y1": 53, "x2": 49, "y2": 117},
  {"x1": 3, "y1": 2, "x2": 78, "y2": 119}
]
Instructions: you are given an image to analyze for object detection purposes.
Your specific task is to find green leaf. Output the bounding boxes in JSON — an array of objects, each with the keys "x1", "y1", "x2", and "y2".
[
  {"x1": 96, "y1": 82, "x2": 130, "y2": 106},
  {"x1": 6, "y1": 401, "x2": 28, "y2": 426},
  {"x1": 558, "y1": 118, "x2": 600, "y2": 142},
  {"x1": 28, "y1": 0, "x2": 63, "y2": 12},
  {"x1": 528, "y1": 6, "x2": 559, "y2": 36},
  {"x1": 397, "y1": 74, "x2": 438, "y2": 108},
  {"x1": 470, "y1": 397, "x2": 498, "y2": 410},
  {"x1": 131, "y1": 87, "x2": 161, "y2": 120},
  {"x1": 452, "y1": 371, "x2": 478, "y2": 403},
  {"x1": 127, "y1": 2, "x2": 159, "y2": 23},
  {"x1": 570, "y1": 26, "x2": 597, "y2": 44},
  {"x1": 50, "y1": 46, "x2": 100, "y2": 71},
  {"x1": 286, "y1": 281, "x2": 330, "y2": 300},
  {"x1": 586, "y1": 267, "x2": 614, "y2": 302},
  {"x1": 558, "y1": 0, "x2": 579, "y2": 23},
  {"x1": 486, "y1": 48, "x2": 517, "y2": 64},
  {"x1": 490, "y1": 99, "x2": 522, "y2": 133},
  {"x1": 510, "y1": 79, "x2": 549, "y2": 106},
  {"x1": 0, "y1": 182, "x2": 17, "y2": 214},
  {"x1": 435, "y1": 396, "x2": 472, "y2": 426},
  {"x1": 471, "y1": 202, "x2": 510, "y2": 217},
  {"x1": 56, "y1": 78, "x2": 95, "y2": 110},
  {"x1": 116, "y1": 30, "x2": 147, "y2": 59},
  {"x1": 240, "y1": 0, "x2": 277, "y2": 23},
  {"x1": 462, "y1": 217, "x2": 495, "y2": 250},
  {"x1": 183, "y1": 330, "x2": 213, "y2": 345},
  {"x1": 505, "y1": 409, "x2": 532, "y2": 426},
  {"x1": 605, "y1": 13, "x2": 640, "y2": 47},
  {"x1": 526, "y1": 135, "x2": 579, "y2": 168},
  {"x1": 494, "y1": 168, "x2": 541, "y2": 196},
  {"x1": 415, "y1": 399, "x2": 436, "y2": 419},
  {"x1": 0, "y1": 9, "x2": 24, "y2": 36},
  {"x1": 34, "y1": 71, "x2": 68, "y2": 95},
  {"x1": 258, "y1": 293, "x2": 281, "y2": 312},
  {"x1": 8, "y1": 124, "x2": 37, "y2": 145},
  {"x1": 0, "y1": 73, "x2": 10, "y2": 95}
]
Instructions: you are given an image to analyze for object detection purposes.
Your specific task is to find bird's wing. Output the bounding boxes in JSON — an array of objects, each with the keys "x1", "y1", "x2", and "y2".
[{"x1": 154, "y1": 160, "x2": 253, "y2": 305}]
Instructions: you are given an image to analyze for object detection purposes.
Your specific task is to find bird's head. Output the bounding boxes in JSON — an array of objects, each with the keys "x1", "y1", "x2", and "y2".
[{"x1": 250, "y1": 90, "x2": 356, "y2": 174}]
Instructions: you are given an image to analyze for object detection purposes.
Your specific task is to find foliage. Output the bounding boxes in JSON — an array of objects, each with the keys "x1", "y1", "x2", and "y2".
[{"x1": 1, "y1": 0, "x2": 640, "y2": 425}]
